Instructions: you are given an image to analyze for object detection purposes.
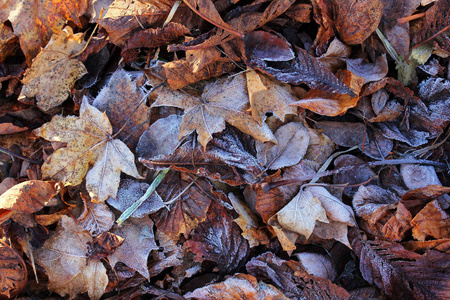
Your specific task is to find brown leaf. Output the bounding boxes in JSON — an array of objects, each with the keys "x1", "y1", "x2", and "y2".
[
  {"x1": 93, "y1": 69, "x2": 150, "y2": 149},
  {"x1": 333, "y1": 0, "x2": 383, "y2": 45},
  {"x1": 351, "y1": 229, "x2": 450, "y2": 299},
  {"x1": 186, "y1": 201, "x2": 250, "y2": 273},
  {"x1": 229, "y1": 193, "x2": 261, "y2": 248},
  {"x1": 184, "y1": 273, "x2": 289, "y2": 299},
  {"x1": 153, "y1": 171, "x2": 212, "y2": 239},
  {"x1": 163, "y1": 58, "x2": 236, "y2": 90},
  {"x1": 1, "y1": 0, "x2": 88, "y2": 65},
  {"x1": 20, "y1": 27, "x2": 87, "y2": 112},
  {"x1": 186, "y1": 46, "x2": 231, "y2": 73},
  {"x1": 246, "y1": 70, "x2": 298, "y2": 124},
  {"x1": 140, "y1": 118, "x2": 263, "y2": 185},
  {"x1": 0, "y1": 180, "x2": 60, "y2": 226},
  {"x1": 291, "y1": 70, "x2": 364, "y2": 116},
  {"x1": 108, "y1": 217, "x2": 158, "y2": 279},
  {"x1": 401, "y1": 185, "x2": 450, "y2": 215},
  {"x1": 35, "y1": 216, "x2": 108, "y2": 300},
  {"x1": 346, "y1": 54, "x2": 389, "y2": 83},
  {"x1": 246, "y1": 252, "x2": 350, "y2": 300},
  {"x1": 245, "y1": 31, "x2": 355, "y2": 95},
  {"x1": 0, "y1": 240, "x2": 27, "y2": 298},
  {"x1": 182, "y1": 0, "x2": 243, "y2": 38},
  {"x1": 151, "y1": 73, "x2": 276, "y2": 148},
  {"x1": 34, "y1": 98, "x2": 141, "y2": 202},
  {"x1": 333, "y1": 154, "x2": 376, "y2": 197},
  {"x1": 411, "y1": 200, "x2": 450, "y2": 241},
  {"x1": 316, "y1": 121, "x2": 367, "y2": 147},
  {"x1": 77, "y1": 201, "x2": 115, "y2": 236},
  {"x1": 0, "y1": 23, "x2": 19, "y2": 65},
  {"x1": 382, "y1": 202, "x2": 413, "y2": 242},
  {"x1": 402, "y1": 239, "x2": 450, "y2": 253}
]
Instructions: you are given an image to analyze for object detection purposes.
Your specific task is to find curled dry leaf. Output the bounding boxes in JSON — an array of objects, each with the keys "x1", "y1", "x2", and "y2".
[
  {"x1": 294, "y1": 252, "x2": 337, "y2": 281},
  {"x1": 151, "y1": 73, "x2": 276, "y2": 148},
  {"x1": 184, "y1": 273, "x2": 288, "y2": 300},
  {"x1": 0, "y1": 240, "x2": 27, "y2": 299},
  {"x1": 1, "y1": 0, "x2": 88, "y2": 65},
  {"x1": 108, "y1": 217, "x2": 158, "y2": 280},
  {"x1": 411, "y1": 200, "x2": 450, "y2": 241},
  {"x1": 0, "y1": 180, "x2": 60, "y2": 226},
  {"x1": 291, "y1": 70, "x2": 364, "y2": 116},
  {"x1": 229, "y1": 193, "x2": 261, "y2": 248},
  {"x1": 34, "y1": 98, "x2": 141, "y2": 202},
  {"x1": 256, "y1": 122, "x2": 310, "y2": 170},
  {"x1": 20, "y1": 27, "x2": 87, "y2": 112},
  {"x1": 35, "y1": 216, "x2": 108, "y2": 300},
  {"x1": 246, "y1": 252, "x2": 350, "y2": 300}
]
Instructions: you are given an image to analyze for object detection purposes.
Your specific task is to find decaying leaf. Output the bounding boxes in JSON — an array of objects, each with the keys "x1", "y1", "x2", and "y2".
[
  {"x1": 34, "y1": 98, "x2": 141, "y2": 202},
  {"x1": 20, "y1": 27, "x2": 87, "y2": 112},
  {"x1": 184, "y1": 273, "x2": 288, "y2": 299},
  {"x1": 35, "y1": 216, "x2": 108, "y2": 300},
  {"x1": 77, "y1": 201, "x2": 115, "y2": 236},
  {"x1": 256, "y1": 122, "x2": 310, "y2": 170},
  {"x1": 0, "y1": 240, "x2": 27, "y2": 299},
  {"x1": 229, "y1": 193, "x2": 261, "y2": 248},
  {"x1": 294, "y1": 252, "x2": 337, "y2": 281},
  {"x1": 108, "y1": 217, "x2": 158, "y2": 279},
  {"x1": 151, "y1": 73, "x2": 276, "y2": 148},
  {"x1": 411, "y1": 200, "x2": 450, "y2": 241}
]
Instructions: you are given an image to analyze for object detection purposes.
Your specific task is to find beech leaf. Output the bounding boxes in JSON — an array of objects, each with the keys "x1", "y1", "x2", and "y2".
[{"x1": 33, "y1": 98, "x2": 141, "y2": 202}]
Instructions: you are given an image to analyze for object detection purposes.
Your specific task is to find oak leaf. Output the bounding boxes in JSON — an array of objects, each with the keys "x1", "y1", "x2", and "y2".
[
  {"x1": 35, "y1": 216, "x2": 108, "y2": 300},
  {"x1": 151, "y1": 73, "x2": 276, "y2": 148},
  {"x1": 33, "y1": 98, "x2": 141, "y2": 202},
  {"x1": 20, "y1": 27, "x2": 87, "y2": 112}
]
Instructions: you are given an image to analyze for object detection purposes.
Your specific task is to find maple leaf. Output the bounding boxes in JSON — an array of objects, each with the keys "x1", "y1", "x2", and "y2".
[
  {"x1": 0, "y1": 0, "x2": 88, "y2": 65},
  {"x1": 33, "y1": 98, "x2": 141, "y2": 202},
  {"x1": 35, "y1": 216, "x2": 108, "y2": 300},
  {"x1": 20, "y1": 27, "x2": 87, "y2": 112},
  {"x1": 151, "y1": 73, "x2": 276, "y2": 148}
]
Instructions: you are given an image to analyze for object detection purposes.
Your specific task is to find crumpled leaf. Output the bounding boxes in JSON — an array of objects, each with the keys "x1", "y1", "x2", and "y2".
[
  {"x1": 346, "y1": 54, "x2": 388, "y2": 83},
  {"x1": 20, "y1": 27, "x2": 87, "y2": 112},
  {"x1": 186, "y1": 201, "x2": 250, "y2": 273},
  {"x1": 77, "y1": 201, "x2": 115, "y2": 236},
  {"x1": 107, "y1": 179, "x2": 165, "y2": 218},
  {"x1": 0, "y1": 0, "x2": 88, "y2": 65},
  {"x1": 270, "y1": 189, "x2": 328, "y2": 240},
  {"x1": 0, "y1": 240, "x2": 27, "y2": 299},
  {"x1": 35, "y1": 216, "x2": 108, "y2": 300},
  {"x1": 229, "y1": 193, "x2": 261, "y2": 248},
  {"x1": 0, "y1": 23, "x2": 19, "y2": 65},
  {"x1": 108, "y1": 217, "x2": 157, "y2": 280},
  {"x1": 291, "y1": 70, "x2": 364, "y2": 116},
  {"x1": 34, "y1": 98, "x2": 141, "y2": 202},
  {"x1": 256, "y1": 122, "x2": 310, "y2": 170},
  {"x1": 184, "y1": 273, "x2": 288, "y2": 300},
  {"x1": 245, "y1": 31, "x2": 355, "y2": 95},
  {"x1": 246, "y1": 70, "x2": 298, "y2": 124},
  {"x1": 93, "y1": 69, "x2": 150, "y2": 149},
  {"x1": 246, "y1": 252, "x2": 350, "y2": 300},
  {"x1": 411, "y1": 200, "x2": 450, "y2": 241},
  {"x1": 351, "y1": 229, "x2": 450, "y2": 299},
  {"x1": 151, "y1": 73, "x2": 276, "y2": 148}
]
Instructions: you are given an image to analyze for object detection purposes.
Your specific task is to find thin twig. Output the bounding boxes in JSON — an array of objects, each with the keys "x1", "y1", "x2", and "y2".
[
  {"x1": 262, "y1": 158, "x2": 448, "y2": 192},
  {"x1": 0, "y1": 147, "x2": 43, "y2": 165}
]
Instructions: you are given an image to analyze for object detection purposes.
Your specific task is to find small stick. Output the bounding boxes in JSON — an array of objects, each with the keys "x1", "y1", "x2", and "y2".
[
  {"x1": 262, "y1": 158, "x2": 447, "y2": 192},
  {"x1": 398, "y1": 12, "x2": 426, "y2": 24},
  {"x1": 0, "y1": 146, "x2": 43, "y2": 165}
]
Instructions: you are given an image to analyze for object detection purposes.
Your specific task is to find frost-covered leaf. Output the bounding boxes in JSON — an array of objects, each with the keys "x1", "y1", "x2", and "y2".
[
  {"x1": 256, "y1": 122, "x2": 310, "y2": 170},
  {"x1": 35, "y1": 216, "x2": 108, "y2": 300},
  {"x1": 34, "y1": 98, "x2": 141, "y2": 202},
  {"x1": 20, "y1": 27, "x2": 87, "y2": 111},
  {"x1": 229, "y1": 193, "x2": 261, "y2": 248},
  {"x1": 108, "y1": 217, "x2": 158, "y2": 280},
  {"x1": 294, "y1": 252, "x2": 337, "y2": 281},
  {"x1": 401, "y1": 164, "x2": 443, "y2": 190},
  {"x1": 77, "y1": 201, "x2": 115, "y2": 236}
]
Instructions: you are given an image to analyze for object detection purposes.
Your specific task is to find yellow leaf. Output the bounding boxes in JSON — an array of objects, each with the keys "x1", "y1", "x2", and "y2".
[{"x1": 34, "y1": 98, "x2": 141, "y2": 202}]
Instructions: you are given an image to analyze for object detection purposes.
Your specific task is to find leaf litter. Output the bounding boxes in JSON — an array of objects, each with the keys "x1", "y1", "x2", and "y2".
[{"x1": 0, "y1": 0, "x2": 449, "y2": 299}]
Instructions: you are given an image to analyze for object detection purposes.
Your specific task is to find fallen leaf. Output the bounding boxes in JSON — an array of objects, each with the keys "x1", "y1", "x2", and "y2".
[
  {"x1": 333, "y1": 154, "x2": 376, "y2": 197},
  {"x1": 401, "y1": 164, "x2": 443, "y2": 190},
  {"x1": 245, "y1": 31, "x2": 355, "y2": 95},
  {"x1": 186, "y1": 43, "x2": 230, "y2": 73},
  {"x1": 270, "y1": 189, "x2": 328, "y2": 240},
  {"x1": 35, "y1": 216, "x2": 108, "y2": 300},
  {"x1": 256, "y1": 122, "x2": 310, "y2": 170},
  {"x1": 411, "y1": 200, "x2": 450, "y2": 241},
  {"x1": 77, "y1": 201, "x2": 115, "y2": 236},
  {"x1": 291, "y1": 70, "x2": 364, "y2": 116},
  {"x1": 294, "y1": 252, "x2": 337, "y2": 281},
  {"x1": 184, "y1": 273, "x2": 288, "y2": 300},
  {"x1": 1, "y1": 0, "x2": 88, "y2": 65},
  {"x1": 93, "y1": 69, "x2": 150, "y2": 149},
  {"x1": 351, "y1": 229, "x2": 450, "y2": 299},
  {"x1": 186, "y1": 201, "x2": 250, "y2": 273},
  {"x1": 229, "y1": 193, "x2": 261, "y2": 248},
  {"x1": 382, "y1": 202, "x2": 413, "y2": 242},
  {"x1": 346, "y1": 54, "x2": 389, "y2": 83},
  {"x1": 108, "y1": 217, "x2": 158, "y2": 279},
  {"x1": 151, "y1": 73, "x2": 276, "y2": 148},
  {"x1": 246, "y1": 252, "x2": 350, "y2": 300},
  {"x1": 0, "y1": 23, "x2": 19, "y2": 65},
  {"x1": 333, "y1": 0, "x2": 383, "y2": 45},
  {"x1": 316, "y1": 121, "x2": 367, "y2": 147},
  {"x1": 0, "y1": 240, "x2": 27, "y2": 299},
  {"x1": 246, "y1": 70, "x2": 298, "y2": 124},
  {"x1": 20, "y1": 27, "x2": 87, "y2": 112},
  {"x1": 34, "y1": 98, "x2": 141, "y2": 202}
]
